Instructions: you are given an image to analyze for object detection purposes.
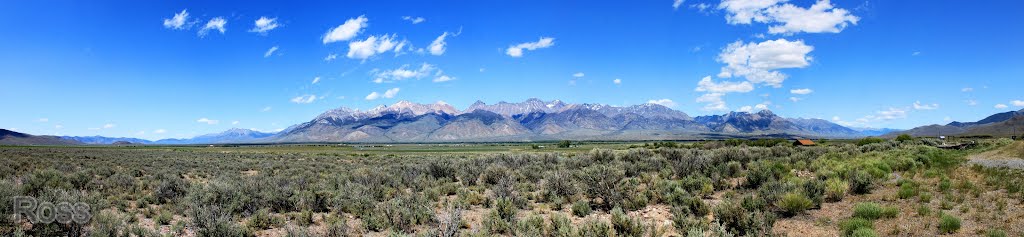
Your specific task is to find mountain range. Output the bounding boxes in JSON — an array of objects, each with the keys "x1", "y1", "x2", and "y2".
[
  {"x1": 886, "y1": 109, "x2": 1024, "y2": 137},
  {"x1": 3, "y1": 99, "x2": 918, "y2": 145}
]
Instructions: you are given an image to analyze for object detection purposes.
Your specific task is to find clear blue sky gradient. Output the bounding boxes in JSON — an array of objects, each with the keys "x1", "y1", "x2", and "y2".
[{"x1": 1, "y1": 0, "x2": 1022, "y2": 139}]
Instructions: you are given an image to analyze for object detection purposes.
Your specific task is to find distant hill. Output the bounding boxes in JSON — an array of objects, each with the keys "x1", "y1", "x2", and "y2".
[
  {"x1": 0, "y1": 129, "x2": 81, "y2": 146},
  {"x1": 887, "y1": 109, "x2": 1024, "y2": 137},
  {"x1": 61, "y1": 136, "x2": 154, "y2": 144},
  {"x1": 849, "y1": 127, "x2": 904, "y2": 137},
  {"x1": 156, "y1": 128, "x2": 275, "y2": 144}
]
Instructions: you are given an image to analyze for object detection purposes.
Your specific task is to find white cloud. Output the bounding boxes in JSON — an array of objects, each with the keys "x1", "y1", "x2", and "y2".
[
  {"x1": 673, "y1": 0, "x2": 685, "y2": 9},
  {"x1": 696, "y1": 93, "x2": 729, "y2": 111},
  {"x1": 154, "y1": 129, "x2": 167, "y2": 134},
  {"x1": 163, "y1": 9, "x2": 190, "y2": 30},
  {"x1": 695, "y1": 76, "x2": 754, "y2": 93},
  {"x1": 347, "y1": 34, "x2": 407, "y2": 60},
  {"x1": 291, "y1": 95, "x2": 317, "y2": 104},
  {"x1": 372, "y1": 63, "x2": 434, "y2": 83},
  {"x1": 944, "y1": 116, "x2": 952, "y2": 122},
  {"x1": 402, "y1": 16, "x2": 425, "y2": 24},
  {"x1": 384, "y1": 88, "x2": 400, "y2": 98},
  {"x1": 718, "y1": 0, "x2": 858, "y2": 34},
  {"x1": 913, "y1": 101, "x2": 939, "y2": 110},
  {"x1": 37, "y1": 118, "x2": 48, "y2": 122},
  {"x1": 323, "y1": 15, "x2": 368, "y2": 44},
  {"x1": 365, "y1": 88, "x2": 400, "y2": 100},
  {"x1": 966, "y1": 100, "x2": 978, "y2": 106},
  {"x1": 136, "y1": 131, "x2": 146, "y2": 135},
  {"x1": 324, "y1": 54, "x2": 338, "y2": 61},
  {"x1": 264, "y1": 46, "x2": 279, "y2": 58},
  {"x1": 573, "y1": 72, "x2": 585, "y2": 78},
  {"x1": 198, "y1": 17, "x2": 227, "y2": 37},
  {"x1": 1012, "y1": 100, "x2": 1024, "y2": 107},
  {"x1": 433, "y1": 75, "x2": 455, "y2": 83},
  {"x1": 912, "y1": 51, "x2": 922, "y2": 56},
  {"x1": 232, "y1": 121, "x2": 240, "y2": 125},
  {"x1": 613, "y1": 78, "x2": 622, "y2": 85},
  {"x1": 647, "y1": 99, "x2": 677, "y2": 108},
  {"x1": 428, "y1": 32, "x2": 449, "y2": 55},
  {"x1": 717, "y1": 39, "x2": 813, "y2": 87},
  {"x1": 876, "y1": 108, "x2": 907, "y2": 120},
  {"x1": 250, "y1": 16, "x2": 280, "y2": 34},
  {"x1": 790, "y1": 88, "x2": 813, "y2": 94},
  {"x1": 103, "y1": 123, "x2": 116, "y2": 129},
  {"x1": 261, "y1": 106, "x2": 272, "y2": 112},
  {"x1": 54, "y1": 124, "x2": 63, "y2": 129},
  {"x1": 365, "y1": 92, "x2": 380, "y2": 100},
  {"x1": 961, "y1": 87, "x2": 973, "y2": 92},
  {"x1": 995, "y1": 104, "x2": 1008, "y2": 109},
  {"x1": 737, "y1": 105, "x2": 754, "y2": 112},
  {"x1": 789, "y1": 97, "x2": 802, "y2": 102},
  {"x1": 762, "y1": 0, "x2": 860, "y2": 34},
  {"x1": 506, "y1": 37, "x2": 555, "y2": 57},
  {"x1": 312, "y1": 77, "x2": 321, "y2": 84},
  {"x1": 196, "y1": 118, "x2": 219, "y2": 125}
]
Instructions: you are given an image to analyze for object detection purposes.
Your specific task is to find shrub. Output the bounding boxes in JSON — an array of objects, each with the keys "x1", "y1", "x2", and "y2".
[
  {"x1": 839, "y1": 218, "x2": 873, "y2": 236},
  {"x1": 775, "y1": 192, "x2": 813, "y2": 217},
  {"x1": 938, "y1": 214, "x2": 961, "y2": 234},
  {"x1": 880, "y1": 206, "x2": 899, "y2": 218},
  {"x1": 610, "y1": 207, "x2": 645, "y2": 237},
  {"x1": 246, "y1": 208, "x2": 283, "y2": 230},
  {"x1": 895, "y1": 134, "x2": 913, "y2": 142},
  {"x1": 542, "y1": 170, "x2": 577, "y2": 202},
  {"x1": 577, "y1": 165, "x2": 625, "y2": 210},
  {"x1": 713, "y1": 200, "x2": 776, "y2": 236},
  {"x1": 572, "y1": 200, "x2": 592, "y2": 217},
  {"x1": 848, "y1": 170, "x2": 874, "y2": 195},
  {"x1": 548, "y1": 213, "x2": 575, "y2": 237},
  {"x1": 897, "y1": 180, "x2": 919, "y2": 199},
  {"x1": 324, "y1": 215, "x2": 352, "y2": 237},
  {"x1": 803, "y1": 178, "x2": 825, "y2": 207},
  {"x1": 850, "y1": 227, "x2": 878, "y2": 237},
  {"x1": 515, "y1": 214, "x2": 546, "y2": 236},
  {"x1": 154, "y1": 173, "x2": 188, "y2": 204},
  {"x1": 856, "y1": 137, "x2": 886, "y2": 146},
  {"x1": 436, "y1": 206, "x2": 462, "y2": 237},
  {"x1": 852, "y1": 202, "x2": 882, "y2": 220},
  {"x1": 986, "y1": 229, "x2": 1007, "y2": 237},
  {"x1": 155, "y1": 210, "x2": 173, "y2": 225},
  {"x1": 189, "y1": 204, "x2": 249, "y2": 237},
  {"x1": 483, "y1": 209, "x2": 512, "y2": 234},
  {"x1": 577, "y1": 219, "x2": 612, "y2": 237},
  {"x1": 825, "y1": 178, "x2": 848, "y2": 202}
]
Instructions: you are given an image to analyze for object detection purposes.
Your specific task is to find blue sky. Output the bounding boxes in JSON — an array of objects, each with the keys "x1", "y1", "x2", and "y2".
[{"x1": 1, "y1": 0, "x2": 1022, "y2": 139}]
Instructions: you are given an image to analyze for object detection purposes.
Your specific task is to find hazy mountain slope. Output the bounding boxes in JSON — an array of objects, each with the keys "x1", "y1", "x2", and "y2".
[
  {"x1": 61, "y1": 136, "x2": 153, "y2": 144},
  {"x1": 888, "y1": 109, "x2": 1024, "y2": 137},
  {"x1": 156, "y1": 128, "x2": 274, "y2": 144},
  {"x1": 0, "y1": 129, "x2": 82, "y2": 146}
]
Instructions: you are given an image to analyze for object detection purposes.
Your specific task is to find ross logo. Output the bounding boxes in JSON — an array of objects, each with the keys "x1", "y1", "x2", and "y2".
[{"x1": 12, "y1": 196, "x2": 91, "y2": 224}]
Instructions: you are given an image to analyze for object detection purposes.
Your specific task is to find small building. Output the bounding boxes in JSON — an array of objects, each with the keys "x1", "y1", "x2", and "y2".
[{"x1": 793, "y1": 139, "x2": 816, "y2": 146}]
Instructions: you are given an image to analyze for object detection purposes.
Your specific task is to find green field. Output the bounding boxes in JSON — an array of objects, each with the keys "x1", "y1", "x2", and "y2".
[{"x1": 2, "y1": 138, "x2": 1024, "y2": 236}]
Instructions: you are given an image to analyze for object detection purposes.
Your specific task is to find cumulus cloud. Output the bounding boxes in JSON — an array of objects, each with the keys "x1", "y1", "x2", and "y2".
[
  {"x1": 506, "y1": 37, "x2": 555, "y2": 57},
  {"x1": 372, "y1": 63, "x2": 431, "y2": 83},
  {"x1": 347, "y1": 34, "x2": 408, "y2": 60},
  {"x1": 995, "y1": 104, "x2": 1008, "y2": 109},
  {"x1": 103, "y1": 123, "x2": 116, "y2": 129},
  {"x1": 402, "y1": 16, "x2": 425, "y2": 24},
  {"x1": 290, "y1": 95, "x2": 317, "y2": 104},
  {"x1": 323, "y1": 15, "x2": 368, "y2": 44},
  {"x1": 790, "y1": 88, "x2": 813, "y2": 94},
  {"x1": 913, "y1": 101, "x2": 939, "y2": 110},
  {"x1": 695, "y1": 76, "x2": 754, "y2": 93},
  {"x1": 696, "y1": 93, "x2": 728, "y2": 111},
  {"x1": 312, "y1": 77, "x2": 321, "y2": 84},
  {"x1": 232, "y1": 121, "x2": 240, "y2": 125},
  {"x1": 264, "y1": 46, "x2": 279, "y2": 58},
  {"x1": 966, "y1": 100, "x2": 978, "y2": 106},
  {"x1": 1012, "y1": 100, "x2": 1024, "y2": 107},
  {"x1": 877, "y1": 108, "x2": 907, "y2": 120},
  {"x1": 573, "y1": 72, "x2": 585, "y2": 78},
  {"x1": 198, "y1": 17, "x2": 227, "y2": 37},
  {"x1": 163, "y1": 9, "x2": 190, "y2": 30},
  {"x1": 648, "y1": 99, "x2": 677, "y2": 108},
  {"x1": 718, "y1": 0, "x2": 858, "y2": 34},
  {"x1": 433, "y1": 75, "x2": 455, "y2": 83},
  {"x1": 324, "y1": 54, "x2": 337, "y2": 61},
  {"x1": 673, "y1": 0, "x2": 685, "y2": 9},
  {"x1": 250, "y1": 16, "x2": 280, "y2": 34},
  {"x1": 613, "y1": 78, "x2": 622, "y2": 85},
  {"x1": 196, "y1": 118, "x2": 219, "y2": 125},
  {"x1": 428, "y1": 32, "x2": 449, "y2": 55},
  {"x1": 717, "y1": 39, "x2": 813, "y2": 87},
  {"x1": 54, "y1": 124, "x2": 63, "y2": 129},
  {"x1": 365, "y1": 88, "x2": 400, "y2": 100},
  {"x1": 789, "y1": 97, "x2": 802, "y2": 102}
]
